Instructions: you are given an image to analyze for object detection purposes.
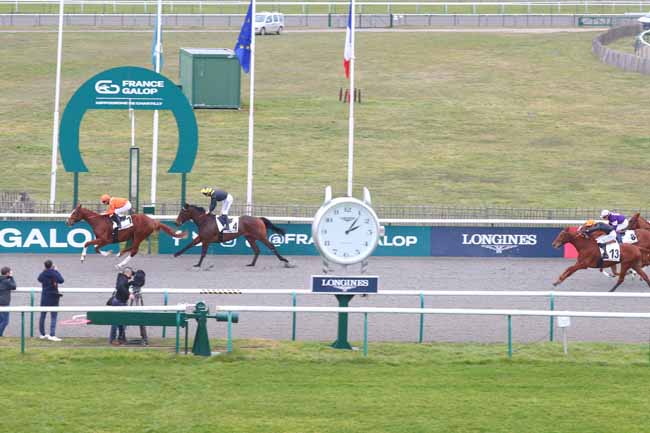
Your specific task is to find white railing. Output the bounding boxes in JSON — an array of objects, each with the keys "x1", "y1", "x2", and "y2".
[
  {"x1": 0, "y1": 212, "x2": 586, "y2": 225},
  {"x1": 2, "y1": 1, "x2": 649, "y2": 7}
]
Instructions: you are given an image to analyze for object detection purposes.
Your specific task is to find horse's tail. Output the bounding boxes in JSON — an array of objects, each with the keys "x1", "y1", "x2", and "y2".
[
  {"x1": 261, "y1": 217, "x2": 285, "y2": 236},
  {"x1": 156, "y1": 221, "x2": 188, "y2": 239}
]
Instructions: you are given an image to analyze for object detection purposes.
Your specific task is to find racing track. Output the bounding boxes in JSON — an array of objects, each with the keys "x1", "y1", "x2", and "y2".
[{"x1": 2, "y1": 254, "x2": 650, "y2": 344}]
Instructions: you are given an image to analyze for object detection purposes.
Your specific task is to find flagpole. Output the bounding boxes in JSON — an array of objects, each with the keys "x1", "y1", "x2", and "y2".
[
  {"x1": 245, "y1": 0, "x2": 257, "y2": 215},
  {"x1": 49, "y1": 0, "x2": 65, "y2": 209},
  {"x1": 151, "y1": 0, "x2": 162, "y2": 207},
  {"x1": 347, "y1": 0, "x2": 356, "y2": 197}
]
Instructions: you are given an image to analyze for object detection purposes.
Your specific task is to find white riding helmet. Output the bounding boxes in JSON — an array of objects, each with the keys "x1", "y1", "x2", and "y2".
[{"x1": 600, "y1": 209, "x2": 610, "y2": 219}]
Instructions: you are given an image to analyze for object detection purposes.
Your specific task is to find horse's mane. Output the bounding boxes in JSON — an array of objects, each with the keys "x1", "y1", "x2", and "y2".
[{"x1": 188, "y1": 204, "x2": 207, "y2": 213}]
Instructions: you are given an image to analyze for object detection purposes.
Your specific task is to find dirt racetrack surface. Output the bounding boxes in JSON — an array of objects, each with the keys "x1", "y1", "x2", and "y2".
[{"x1": 2, "y1": 254, "x2": 650, "y2": 344}]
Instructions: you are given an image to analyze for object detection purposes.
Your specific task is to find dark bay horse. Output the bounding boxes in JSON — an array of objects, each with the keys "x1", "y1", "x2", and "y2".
[
  {"x1": 173, "y1": 204, "x2": 291, "y2": 268},
  {"x1": 552, "y1": 227, "x2": 650, "y2": 292},
  {"x1": 66, "y1": 205, "x2": 187, "y2": 269}
]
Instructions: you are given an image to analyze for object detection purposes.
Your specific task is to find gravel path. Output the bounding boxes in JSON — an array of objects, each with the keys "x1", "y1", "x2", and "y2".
[{"x1": 2, "y1": 253, "x2": 650, "y2": 344}]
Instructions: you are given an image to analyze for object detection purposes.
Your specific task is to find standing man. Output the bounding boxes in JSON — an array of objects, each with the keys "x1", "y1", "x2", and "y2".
[
  {"x1": 201, "y1": 187, "x2": 234, "y2": 231},
  {"x1": 110, "y1": 267, "x2": 133, "y2": 346},
  {"x1": 0, "y1": 266, "x2": 16, "y2": 336},
  {"x1": 100, "y1": 194, "x2": 133, "y2": 243},
  {"x1": 37, "y1": 259, "x2": 65, "y2": 341}
]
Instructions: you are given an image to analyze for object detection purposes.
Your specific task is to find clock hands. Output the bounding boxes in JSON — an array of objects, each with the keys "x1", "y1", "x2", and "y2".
[{"x1": 345, "y1": 216, "x2": 360, "y2": 235}]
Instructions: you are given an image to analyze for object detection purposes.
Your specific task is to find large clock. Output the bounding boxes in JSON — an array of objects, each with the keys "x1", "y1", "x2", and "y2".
[{"x1": 312, "y1": 188, "x2": 381, "y2": 266}]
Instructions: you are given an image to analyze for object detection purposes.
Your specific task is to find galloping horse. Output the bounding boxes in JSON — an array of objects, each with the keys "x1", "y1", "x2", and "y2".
[
  {"x1": 552, "y1": 227, "x2": 650, "y2": 291},
  {"x1": 173, "y1": 204, "x2": 291, "y2": 268},
  {"x1": 66, "y1": 205, "x2": 187, "y2": 269}
]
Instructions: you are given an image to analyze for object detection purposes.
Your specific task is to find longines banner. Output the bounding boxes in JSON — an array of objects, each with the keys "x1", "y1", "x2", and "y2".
[
  {"x1": 0, "y1": 221, "x2": 563, "y2": 257},
  {"x1": 429, "y1": 227, "x2": 564, "y2": 257}
]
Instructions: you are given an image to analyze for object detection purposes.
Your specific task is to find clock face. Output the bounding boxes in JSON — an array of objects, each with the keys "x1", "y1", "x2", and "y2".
[{"x1": 312, "y1": 198, "x2": 380, "y2": 265}]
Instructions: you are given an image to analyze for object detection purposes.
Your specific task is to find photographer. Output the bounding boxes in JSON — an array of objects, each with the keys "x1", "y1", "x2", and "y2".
[
  {"x1": 37, "y1": 260, "x2": 65, "y2": 341},
  {"x1": 0, "y1": 266, "x2": 16, "y2": 336},
  {"x1": 109, "y1": 267, "x2": 133, "y2": 346},
  {"x1": 129, "y1": 269, "x2": 148, "y2": 346}
]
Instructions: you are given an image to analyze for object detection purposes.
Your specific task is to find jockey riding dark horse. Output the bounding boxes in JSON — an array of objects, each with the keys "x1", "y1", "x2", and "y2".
[{"x1": 201, "y1": 187, "x2": 233, "y2": 232}]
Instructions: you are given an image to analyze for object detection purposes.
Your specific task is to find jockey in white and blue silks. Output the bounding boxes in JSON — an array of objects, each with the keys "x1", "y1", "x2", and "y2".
[{"x1": 601, "y1": 210, "x2": 628, "y2": 241}]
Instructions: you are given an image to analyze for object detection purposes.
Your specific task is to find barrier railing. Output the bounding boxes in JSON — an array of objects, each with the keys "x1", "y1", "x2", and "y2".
[
  {"x1": 14, "y1": 287, "x2": 650, "y2": 346},
  {"x1": 0, "y1": 304, "x2": 189, "y2": 353},
  {"x1": 214, "y1": 304, "x2": 650, "y2": 356}
]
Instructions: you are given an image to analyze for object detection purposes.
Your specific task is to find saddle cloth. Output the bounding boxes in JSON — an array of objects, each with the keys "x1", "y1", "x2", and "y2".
[
  {"x1": 216, "y1": 216, "x2": 239, "y2": 234},
  {"x1": 621, "y1": 230, "x2": 638, "y2": 244},
  {"x1": 111, "y1": 215, "x2": 133, "y2": 230},
  {"x1": 600, "y1": 242, "x2": 621, "y2": 263}
]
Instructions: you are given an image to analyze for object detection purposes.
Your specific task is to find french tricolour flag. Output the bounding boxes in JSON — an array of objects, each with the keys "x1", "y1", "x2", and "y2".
[{"x1": 343, "y1": 1, "x2": 352, "y2": 79}]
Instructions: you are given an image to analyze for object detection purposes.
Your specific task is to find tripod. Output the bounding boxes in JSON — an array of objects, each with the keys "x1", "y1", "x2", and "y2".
[{"x1": 128, "y1": 287, "x2": 148, "y2": 345}]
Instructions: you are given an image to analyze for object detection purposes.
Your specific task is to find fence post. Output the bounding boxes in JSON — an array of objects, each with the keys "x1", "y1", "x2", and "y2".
[
  {"x1": 21, "y1": 312, "x2": 25, "y2": 354},
  {"x1": 175, "y1": 311, "x2": 180, "y2": 354},
  {"x1": 363, "y1": 313, "x2": 368, "y2": 357},
  {"x1": 291, "y1": 292, "x2": 297, "y2": 341},
  {"x1": 328, "y1": 12, "x2": 331, "y2": 28},
  {"x1": 227, "y1": 312, "x2": 233, "y2": 353},
  {"x1": 507, "y1": 315, "x2": 512, "y2": 359},
  {"x1": 549, "y1": 293, "x2": 555, "y2": 342},
  {"x1": 418, "y1": 293, "x2": 424, "y2": 343},
  {"x1": 30, "y1": 288, "x2": 35, "y2": 337},
  {"x1": 162, "y1": 290, "x2": 169, "y2": 338}
]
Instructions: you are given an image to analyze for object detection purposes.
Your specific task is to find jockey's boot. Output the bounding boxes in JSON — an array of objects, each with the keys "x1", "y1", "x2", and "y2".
[
  {"x1": 220, "y1": 214, "x2": 230, "y2": 231},
  {"x1": 111, "y1": 214, "x2": 120, "y2": 243},
  {"x1": 598, "y1": 243, "x2": 608, "y2": 260}
]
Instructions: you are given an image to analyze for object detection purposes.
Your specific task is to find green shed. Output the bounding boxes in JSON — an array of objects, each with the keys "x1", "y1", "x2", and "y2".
[{"x1": 179, "y1": 48, "x2": 241, "y2": 109}]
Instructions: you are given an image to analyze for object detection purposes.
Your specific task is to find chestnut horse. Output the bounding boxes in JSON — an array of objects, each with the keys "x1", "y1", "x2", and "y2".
[
  {"x1": 173, "y1": 204, "x2": 292, "y2": 268},
  {"x1": 66, "y1": 205, "x2": 187, "y2": 269},
  {"x1": 627, "y1": 213, "x2": 650, "y2": 230},
  {"x1": 552, "y1": 227, "x2": 650, "y2": 291}
]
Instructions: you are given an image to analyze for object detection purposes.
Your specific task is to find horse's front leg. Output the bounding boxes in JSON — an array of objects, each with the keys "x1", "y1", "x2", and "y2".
[
  {"x1": 174, "y1": 236, "x2": 202, "y2": 258},
  {"x1": 80, "y1": 239, "x2": 104, "y2": 262},
  {"x1": 195, "y1": 243, "x2": 209, "y2": 268},
  {"x1": 553, "y1": 262, "x2": 587, "y2": 286}
]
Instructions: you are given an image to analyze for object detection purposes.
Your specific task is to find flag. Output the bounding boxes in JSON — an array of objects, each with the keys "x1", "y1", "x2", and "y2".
[
  {"x1": 235, "y1": 2, "x2": 253, "y2": 73},
  {"x1": 343, "y1": 1, "x2": 353, "y2": 79},
  {"x1": 151, "y1": 16, "x2": 163, "y2": 70}
]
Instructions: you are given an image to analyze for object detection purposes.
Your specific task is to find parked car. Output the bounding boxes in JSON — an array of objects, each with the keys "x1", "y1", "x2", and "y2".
[{"x1": 254, "y1": 12, "x2": 284, "y2": 35}]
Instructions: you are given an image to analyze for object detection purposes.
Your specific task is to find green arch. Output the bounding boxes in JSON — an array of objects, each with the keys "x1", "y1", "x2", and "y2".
[{"x1": 59, "y1": 66, "x2": 198, "y2": 173}]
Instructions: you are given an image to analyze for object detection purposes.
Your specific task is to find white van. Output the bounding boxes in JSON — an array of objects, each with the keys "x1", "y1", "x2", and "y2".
[{"x1": 254, "y1": 12, "x2": 285, "y2": 35}]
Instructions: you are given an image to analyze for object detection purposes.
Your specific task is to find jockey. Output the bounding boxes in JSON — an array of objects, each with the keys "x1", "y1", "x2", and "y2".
[
  {"x1": 582, "y1": 219, "x2": 617, "y2": 260},
  {"x1": 601, "y1": 209, "x2": 629, "y2": 235},
  {"x1": 200, "y1": 187, "x2": 234, "y2": 231},
  {"x1": 101, "y1": 194, "x2": 132, "y2": 242}
]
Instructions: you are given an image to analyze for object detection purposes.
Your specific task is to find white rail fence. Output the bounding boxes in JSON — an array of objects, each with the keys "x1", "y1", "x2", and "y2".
[{"x1": 12, "y1": 287, "x2": 650, "y2": 348}]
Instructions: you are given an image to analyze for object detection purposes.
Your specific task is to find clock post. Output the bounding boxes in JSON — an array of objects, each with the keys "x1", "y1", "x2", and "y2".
[{"x1": 311, "y1": 186, "x2": 383, "y2": 350}]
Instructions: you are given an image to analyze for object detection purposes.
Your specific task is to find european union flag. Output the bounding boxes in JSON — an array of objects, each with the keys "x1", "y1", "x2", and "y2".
[{"x1": 234, "y1": 2, "x2": 253, "y2": 73}]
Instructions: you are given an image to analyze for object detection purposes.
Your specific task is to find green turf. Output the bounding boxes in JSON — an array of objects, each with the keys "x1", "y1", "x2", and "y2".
[
  {"x1": 1, "y1": 339, "x2": 650, "y2": 433},
  {"x1": 2, "y1": 29, "x2": 649, "y2": 209}
]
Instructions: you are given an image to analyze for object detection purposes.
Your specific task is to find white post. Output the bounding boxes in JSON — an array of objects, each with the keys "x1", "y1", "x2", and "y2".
[
  {"x1": 151, "y1": 0, "x2": 162, "y2": 207},
  {"x1": 129, "y1": 107, "x2": 135, "y2": 148},
  {"x1": 49, "y1": 0, "x2": 65, "y2": 210},
  {"x1": 347, "y1": 0, "x2": 356, "y2": 197},
  {"x1": 246, "y1": 0, "x2": 257, "y2": 215}
]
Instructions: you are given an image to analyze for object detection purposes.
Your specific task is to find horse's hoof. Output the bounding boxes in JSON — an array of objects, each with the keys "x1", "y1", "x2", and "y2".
[
  {"x1": 193, "y1": 264, "x2": 201, "y2": 268},
  {"x1": 284, "y1": 261, "x2": 296, "y2": 268},
  {"x1": 100, "y1": 250, "x2": 112, "y2": 257},
  {"x1": 247, "y1": 263, "x2": 255, "y2": 267},
  {"x1": 173, "y1": 253, "x2": 179, "y2": 258}
]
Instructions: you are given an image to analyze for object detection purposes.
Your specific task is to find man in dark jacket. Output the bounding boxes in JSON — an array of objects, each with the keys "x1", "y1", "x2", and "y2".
[
  {"x1": 0, "y1": 266, "x2": 16, "y2": 336},
  {"x1": 110, "y1": 267, "x2": 133, "y2": 345},
  {"x1": 37, "y1": 260, "x2": 65, "y2": 341}
]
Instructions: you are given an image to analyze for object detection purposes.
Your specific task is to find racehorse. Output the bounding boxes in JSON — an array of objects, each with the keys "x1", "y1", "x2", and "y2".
[
  {"x1": 173, "y1": 204, "x2": 292, "y2": 268},
  {"x1": 66, "y1": 204, "x2": 187, "y2": 269},
  {"x1": 627, "y1": 213, "x2": 650, "y2": 230},
  {"x1": 551, "y1": 227, "x2": 650, "y2": 291}
]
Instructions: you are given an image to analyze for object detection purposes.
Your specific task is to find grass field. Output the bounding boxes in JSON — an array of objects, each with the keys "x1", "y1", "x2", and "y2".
[
  {"x1": 2, "y1": 29, "x2": 650, "y2": 209},
  {"x1": 2, "y1": 339, "x2": 650, "y2": 433}
]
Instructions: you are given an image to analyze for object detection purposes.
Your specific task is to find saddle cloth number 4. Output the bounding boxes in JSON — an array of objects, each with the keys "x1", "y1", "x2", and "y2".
[{"x1": 217, "y1": 216, "x2": 239, "y2": 233}]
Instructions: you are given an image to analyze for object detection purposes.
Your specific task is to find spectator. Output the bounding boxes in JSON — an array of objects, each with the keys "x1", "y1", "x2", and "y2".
[
  {"x1": 0, "y1": 266, "x2": 16, "y2": 336},
  {"x1": 110, "y1": 267, "x2": 133, "y2": 345},
  {"x1": 37, "y1": 260, "x2": 64, "y2": 342}
]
